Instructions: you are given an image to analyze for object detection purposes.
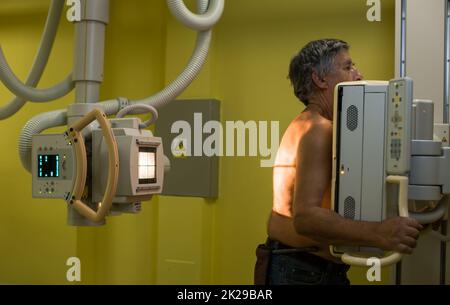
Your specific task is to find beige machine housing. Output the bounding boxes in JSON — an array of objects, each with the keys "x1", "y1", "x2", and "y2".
[{"x1": 92, "y1": 118, "x2": 164, "y2": 206}]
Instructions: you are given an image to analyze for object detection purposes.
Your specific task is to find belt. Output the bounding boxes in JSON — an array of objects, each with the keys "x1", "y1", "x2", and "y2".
[
  {"x1": 265, "y1": 238, "x2": 319, "y2": 254},
  {"x1": 265, "y1": 238, "x2": 350, "y2": 273}
]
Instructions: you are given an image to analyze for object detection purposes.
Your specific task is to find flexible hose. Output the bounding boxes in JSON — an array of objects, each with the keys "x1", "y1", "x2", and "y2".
[
  {"x1": 116, "y1": 104, "x2": 159, "y2": 129},
  {"x1": 98, "y1": 0, "x2": 221, "y2": 112},
  {"x1": 131, "y1": 31, "x2": 211, "y2": 109},
  {"x1": 131, "y1": 0, "x2": 218, "y2": 109},
  {"x1": 0, "y1": 0, "x2": 66, "y2": 119},
  {"x1": 0, "y1": 47, "x2": 74, "y2": 102},
  {"x1": 167, "y1": 0, "x2": 224, "y2": 31},
  {"x1": 99, "y1": 97, "x2": 129, "y2": 116},
  {"x1": 18, "y1": 101, "x2": 157, "y2": 173},
  {"x1": 18, "y1": 96, "x2": 126, "y2": 173},
  {"x1": 19, "y1": 109, "x2": 67, "y2": 172}
]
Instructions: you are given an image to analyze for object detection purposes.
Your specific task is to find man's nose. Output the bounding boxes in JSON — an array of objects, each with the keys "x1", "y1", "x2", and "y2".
[{"x1": 354, "y1": 69, "x2": 363, "y2": 81}]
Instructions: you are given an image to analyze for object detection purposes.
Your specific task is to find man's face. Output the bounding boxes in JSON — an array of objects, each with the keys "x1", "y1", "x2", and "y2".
[{"x1": 325, "y1": 50, "x2": 363, "y2": 90}]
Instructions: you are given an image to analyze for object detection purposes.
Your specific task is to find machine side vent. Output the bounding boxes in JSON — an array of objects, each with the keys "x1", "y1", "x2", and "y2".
[
  {"x1": 346, "y1": 105, "x2": 358, "y2": 131},
  {"x1": 343, "y1": 196, "x2": 356, "y2": 219}
]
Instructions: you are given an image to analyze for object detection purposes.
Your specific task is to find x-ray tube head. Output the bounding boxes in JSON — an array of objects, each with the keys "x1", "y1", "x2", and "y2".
[{"x1": 92, "y1": 118, "x2": 165, "y2": 205}]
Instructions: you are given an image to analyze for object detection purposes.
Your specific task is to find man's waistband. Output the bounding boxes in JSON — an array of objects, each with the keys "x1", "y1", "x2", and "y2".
[
  {"x1": 265, "y1": 238, "x2": 319, "y2": 253},
  {"x1": 265, "y1": 238, "x2": 350, "y2": 273}
]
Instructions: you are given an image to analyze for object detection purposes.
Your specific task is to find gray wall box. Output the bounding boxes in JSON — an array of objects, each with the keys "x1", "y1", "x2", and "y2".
[{"x1": 155, "y1": 99, "x2": 220, "y2": 198}]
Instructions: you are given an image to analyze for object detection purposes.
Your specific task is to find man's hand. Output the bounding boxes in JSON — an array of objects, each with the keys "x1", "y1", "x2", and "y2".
[{"x1": 376, "y1": 217, "x2": 423, "y2": 254}]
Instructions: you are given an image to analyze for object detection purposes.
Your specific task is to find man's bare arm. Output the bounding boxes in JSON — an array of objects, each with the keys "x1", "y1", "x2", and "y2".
[{"x1": 292, "y1": 120, "x2": 422, "y2": 254}]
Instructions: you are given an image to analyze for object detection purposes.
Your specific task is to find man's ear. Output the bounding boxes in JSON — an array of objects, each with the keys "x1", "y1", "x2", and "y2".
[{"x1": 312, "y1": 71, "x2": 328, "y2": 89}]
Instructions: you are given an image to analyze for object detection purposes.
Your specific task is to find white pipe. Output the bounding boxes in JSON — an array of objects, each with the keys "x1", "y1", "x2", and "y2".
[
  {"x1": 19, "y1": 110, "x2": 67, "y2": 172},
  {"x1": 131, "y1": 0, "x2": 216, "y2": 109},
  {"x1": 116, "y1": 104, "x2": 158, "y2": 129},
  {"x1": 18, "y1": 97, "x2": 123, "y2": 173},
  {"x1": 167, "y1": 0, "x2": 224, "y2": 31},
  {"x1": 131, "y1": 30, "x2": 211, "y2": 109},
  {"x1": 0, "y1": 0, "x2": 66, "y2": 119},
  {"x1": 97, "y1": 0, "x2": 220, "y2": 112},
  {"x1": 97, "y1": 98, "x2": 126, "y2": 116},
  {"x1": 0, "y1": 47, "x2": 74, "y2": 102}
]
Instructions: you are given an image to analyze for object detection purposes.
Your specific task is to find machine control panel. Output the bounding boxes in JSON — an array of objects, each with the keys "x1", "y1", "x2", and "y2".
[
  {"x1": 32, "y1": 134, "x2": 75, "y2": 200},
  {"x1": 387, "y1": 78, "x2": 413, "y2": 175}
]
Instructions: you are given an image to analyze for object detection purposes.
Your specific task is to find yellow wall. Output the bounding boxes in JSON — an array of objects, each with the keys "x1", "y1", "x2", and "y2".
[
  {"x1": 0, "y1": 3, "x2": 77, "y2": 284},
  {"x1": 0, "y1": 0, "x2": 395, "y2": 285}
]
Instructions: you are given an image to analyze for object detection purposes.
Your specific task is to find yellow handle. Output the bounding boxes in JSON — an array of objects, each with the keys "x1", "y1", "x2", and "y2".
[
  {"x1": 341, "y1": 175, "x2": 408, "y2": 267},
  {"x1": 66, "y1": 108, "x2": 119, "y2": 223}
]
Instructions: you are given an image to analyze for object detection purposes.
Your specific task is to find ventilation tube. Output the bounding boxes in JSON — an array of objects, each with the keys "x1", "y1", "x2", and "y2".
[
  {"x1": 97, "y1": 0, "x2": 223, "y2": 113},
  {"x1": 116, "y1": 104, "x2": 159, "y2": 129},
  {"x1": 166, "y1": 0, "x2": 224, "y2": 31},
  {"x1": 130, "y1": 0, "x2": 223, "y2": 109},
  {"x1": 0, "y1": 0, "x2": 72, "y2": 118},
  {"x1": 0, "y1": 48, "x2": 74, "y2": 102},
  {"x1": 131, "y1": 32, "x2": 211, "y2": 109}
]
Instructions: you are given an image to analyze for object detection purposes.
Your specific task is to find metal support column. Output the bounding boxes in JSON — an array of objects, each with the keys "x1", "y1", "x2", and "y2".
[{"x1": 73, "y1": 0, "x2": 109, "y2": 104}]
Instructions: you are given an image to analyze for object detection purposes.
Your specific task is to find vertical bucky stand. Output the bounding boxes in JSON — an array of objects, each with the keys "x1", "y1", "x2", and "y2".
[
  {"x1": 408, "y1": 100, "x2": 450, "y2": 284},
  {"x1": 330, "y1": 78, "x2": 414, "y2": 268}
]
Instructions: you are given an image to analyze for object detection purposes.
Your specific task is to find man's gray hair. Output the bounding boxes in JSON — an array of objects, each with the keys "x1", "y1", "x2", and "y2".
[{"x1": 288, "y1": 39, "x2": 349, "y2": 105}]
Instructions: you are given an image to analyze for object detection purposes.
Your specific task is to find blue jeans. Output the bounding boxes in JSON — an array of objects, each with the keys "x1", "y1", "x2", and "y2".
[{"x1": 268, "y1": 253, "x2": 350, "y2": 285}]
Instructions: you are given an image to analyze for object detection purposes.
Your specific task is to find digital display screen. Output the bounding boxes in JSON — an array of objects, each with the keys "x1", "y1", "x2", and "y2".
[
  {"x1": 138, "y1": 147, "x2": 156, "y2": 184},
  {"x1": 38, "y1": 155, "x2": 59, "y2": 178}
]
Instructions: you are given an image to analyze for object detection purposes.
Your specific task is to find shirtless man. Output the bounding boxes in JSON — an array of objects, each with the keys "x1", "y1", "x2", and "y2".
[{"x1": 257, "y1": 39, "x2": 423, "y2": 285}]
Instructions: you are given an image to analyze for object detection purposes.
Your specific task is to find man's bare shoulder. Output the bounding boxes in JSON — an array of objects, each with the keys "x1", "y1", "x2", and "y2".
[
  {"x1": 292, "y1": 112, "x2": 333, "y2": 153},
  {"x1": 290, "y1": 111, "x2": 332, "y2": 136},
  {"x1": 275, "y1": 111, "x2": 332, "y2": 165}
]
